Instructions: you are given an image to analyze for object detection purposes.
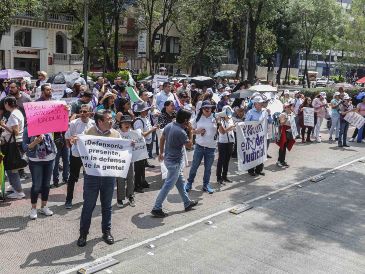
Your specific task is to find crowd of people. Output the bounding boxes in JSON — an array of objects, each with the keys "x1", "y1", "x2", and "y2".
[{"x1": 0, "y1": 67, "x2": 364, "y2": 247}]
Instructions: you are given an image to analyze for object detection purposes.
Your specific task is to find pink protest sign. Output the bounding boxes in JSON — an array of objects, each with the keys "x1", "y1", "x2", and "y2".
[{"x1": 24, "y1": 101, "x2": 69, "y2": 136}]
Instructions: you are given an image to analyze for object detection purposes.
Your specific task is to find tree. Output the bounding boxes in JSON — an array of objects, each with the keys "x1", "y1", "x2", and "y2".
[{"x1": 292, "y1": 0, "x2": 342, "y2": 87}]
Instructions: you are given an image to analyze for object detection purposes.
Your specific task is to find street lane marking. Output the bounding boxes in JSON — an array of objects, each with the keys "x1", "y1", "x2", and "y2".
[{"x1": 59, "y1": 156, "x2": 365, "y2": 274}]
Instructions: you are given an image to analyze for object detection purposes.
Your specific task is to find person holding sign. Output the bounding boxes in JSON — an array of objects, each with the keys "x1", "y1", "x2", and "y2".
[
  {"x1": 338, "y1": 94, "x2": 354, "y2": 147},
  {"x1": 329, "y1": 92, "x2": 342, "y2": 142},
  {"x1": 276, "y1": 103, "x2": 296, "y2": 167},
  {"x1": 77, "y1": 110, "x2": 121, "y2": 247},
  {"x1": 312, "y1": 92, "x2": 328, "y2": 143},
  {"x1": 151, "y1": 109, "x2": 197, "y2": 218},
  {"x1": 298, "y1": 97, "x2": 315, "y2": 143}
]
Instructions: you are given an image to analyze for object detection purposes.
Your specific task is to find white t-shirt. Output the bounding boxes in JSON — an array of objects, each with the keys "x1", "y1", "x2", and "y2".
[
  {"x1": 218, "y1": 118, "x2": 235, "y2": 143},
  {"x1": 2, "y1": 109, "x2": 24, "y2": 143},
  {"x1": 192, "y1": 114, "x2": 217, "y2": 148},
  {"x1": 134, "y1": 116, "x2": 153, "y2": 144},
  {"x1": 65, "y1": 118, "x2": 95, "y2": 157},
  {"x1": 294, "y1": 98, "x2": 303, "y2": 115}
]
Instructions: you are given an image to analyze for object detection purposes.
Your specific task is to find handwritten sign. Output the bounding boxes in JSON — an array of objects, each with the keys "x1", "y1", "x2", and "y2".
[
  {"x1": 303, "y1": 107, "x2": 314, "y2": 127},
  {"x1": 236, "y1": 120, "x2": 268, "y2": 171},
  {"x1": 76, "y1": 135, "x2": 132, "y2": 178},
  {"x1": 24, "y1": 101, "x2": 69, "y2": 136},
  {"x1": 152, "y1": 75, "x2": 168, "y2": 89},
  {"x1": 344, "y1": 112, "x2": 365, "y2": 129}
]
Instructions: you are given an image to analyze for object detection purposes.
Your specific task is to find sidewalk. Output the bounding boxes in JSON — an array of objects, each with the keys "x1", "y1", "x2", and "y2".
[{"x1": 0, "y1": 127, "x2": 364, "y2": 274}]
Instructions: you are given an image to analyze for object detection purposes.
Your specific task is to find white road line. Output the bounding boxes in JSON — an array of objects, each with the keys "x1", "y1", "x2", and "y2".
[{"x1": 58, "y1": 156, "x2": 365, "y2": 274}]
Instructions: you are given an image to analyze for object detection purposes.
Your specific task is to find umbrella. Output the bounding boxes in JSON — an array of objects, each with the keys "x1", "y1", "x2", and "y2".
[
  {"x1": 356, "y1": 91, "x2": 365, "y2": 100},
  {"x1": 356, "y1": 77, "x2": 365, "y2": 84},
  {"x1": 267, "y1": 99, "x2": 283, "y2": 114},
  {"x1": 248, "y1": 85, "x2": 277, "y2": 92},
  {"x1": 333, "y1": 82, "x2": 354, "y2": 89},
  {"x1": 214, "y1": 70, "x2": 237, "y2": 78},
  {"x1": 47, "y1": 71, "x2": 87, "y2": 87},
  {"x1": 190, "y1": 76, "x2": 215, "y2": 88},
  {"x1": 0, "y1": 69, "x2": 32, "y2": 79},
  {"x1": 230, "y1": 89, "x2": 255, "y2": 99}
]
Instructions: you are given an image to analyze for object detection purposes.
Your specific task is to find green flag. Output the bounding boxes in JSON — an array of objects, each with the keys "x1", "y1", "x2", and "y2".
[
  {"x1": 127, "y1": 87, "x2": 141, "y2": 103},
  {"x1": 128, "y1": 71, "x2": 136, "y2": 87}
]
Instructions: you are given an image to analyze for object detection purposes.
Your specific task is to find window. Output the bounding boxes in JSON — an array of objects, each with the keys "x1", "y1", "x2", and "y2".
[
  {"x1": 56, "y1": 32, "x2": 67, "y2": 53},
  {"x1": 14, "y1": 28, "x2": 31, "y2": 47}
]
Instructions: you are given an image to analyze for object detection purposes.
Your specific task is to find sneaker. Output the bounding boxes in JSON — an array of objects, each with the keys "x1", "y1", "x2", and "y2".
[
  {"x1": 267, "y1": 155, "x2": 272, "y2": 159},
  {"x1": 349, "y1": 138, "x2": 355, "y2": 142},
  {"x1": 202, "y1": 185, "x2": 214, "y2": 194},
  {"x1": 39, "y1": 207, "x2": 53, "y2": 216},
  {"x1": 117, "y1": 200, "x2": 124, "y2": 208},
  {"x1": 65, "y1": 200, "x2": 73, "y2": 209},
  {"x1": 51, "y1": 180, "x2": 59, "y2": 188},
  {"x1": 151, "y1": 209, "x2": 168, "y2": 218},
  {"x1": 185, "y1": 200, "x2": 198, "y2": 212},
  {"x1": 343, "y1": 144, "x2": 350, "y2": 148},
  {"x1": 30, "y1": 208, "x2": 38, "y2": 220},
  {"x1": 129, "y1": 197, "x2": 136, "y2": 207},
  {"x1": 7, "y1": 191, "x2": 25, "y2": 199},
  {"x1": 315, "y1": 138, "x2": 321, "y2": 143},
  {"x1": 276, "y1": 161, "x2": 284, "y2": 167},
  {"x1": 135, "y1": 187, "x2": 144, "y2": 193},
  {"x1": 329, "y1": 137, "x2": 333, "y2": 141},
  {"x1": 6, "y1": 185, "x2": 14, "y2": 192},
  {"x1": 217, "y1": 178, "x2": 225, "y2": 185}
]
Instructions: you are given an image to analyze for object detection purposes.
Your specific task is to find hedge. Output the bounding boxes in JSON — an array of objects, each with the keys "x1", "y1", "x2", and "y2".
[{"x1": 300, "y1": 88, "x2": 361, "y2": 99}]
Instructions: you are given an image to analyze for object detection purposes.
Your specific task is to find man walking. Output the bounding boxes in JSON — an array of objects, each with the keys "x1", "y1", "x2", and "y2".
[
  {"x1": 76, "y1": 110, "x2": 121, "y2": 247},
  {"x1": 151, "y1": 109, "x2": 198, "y2": 217}
]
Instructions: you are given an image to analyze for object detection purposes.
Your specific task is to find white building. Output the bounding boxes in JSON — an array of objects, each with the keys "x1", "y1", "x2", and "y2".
[{"x1": 0, "y1": 12, "x2": 82, "y2": 78}]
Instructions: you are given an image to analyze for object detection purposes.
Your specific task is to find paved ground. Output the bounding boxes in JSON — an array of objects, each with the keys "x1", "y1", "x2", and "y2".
[{"x1": 0, "y1": 126, "x2": 364, "y2": 274}]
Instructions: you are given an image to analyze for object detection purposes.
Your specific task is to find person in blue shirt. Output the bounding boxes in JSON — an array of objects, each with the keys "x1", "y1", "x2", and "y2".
[
  {"x1": 245, "y1": 96, "x2": 273, "y2": 176},
  {"x1": 156, "y1": 82, "x2": 176, "y2": 111}
]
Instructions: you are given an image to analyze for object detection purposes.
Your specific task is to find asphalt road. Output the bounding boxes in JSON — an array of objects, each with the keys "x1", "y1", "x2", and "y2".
[{"x1": 0, "y1": 126, "x2": 364, "y2": 274}]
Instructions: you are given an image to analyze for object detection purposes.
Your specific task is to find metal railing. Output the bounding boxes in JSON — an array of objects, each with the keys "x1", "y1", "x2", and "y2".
[
  {"x1": 53, "y1": 53, "x2": 83, "y2": 65},
  {"x1": 16, "y1": 12, "x2": 74, "y2": 24}
]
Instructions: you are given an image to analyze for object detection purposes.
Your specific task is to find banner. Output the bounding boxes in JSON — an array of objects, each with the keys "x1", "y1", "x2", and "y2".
[
  {"x1": 152, "y1": 75, "x2": 168, "y2": 89},
  {"x1": 76, "y1": 135, "x2": 132, "y2": 178},
  {"x1": 24, "y1": 101, "x2": 69, "y2": 136},
  {"x1": 126, "y1": 87, "x2": 141, "y2": 103},
  {"x1": 344, "y1": 112, "x2": 365, "y2": 129},
  {"x1": 303, "y1": 107, "x2": 314, "y2": 127},
  {"x1": 236, "y1": 119, "x2": 268, "y2": 171},
  {"x1": 119, "y1": 129, "x2": 148, "y2": 162}
]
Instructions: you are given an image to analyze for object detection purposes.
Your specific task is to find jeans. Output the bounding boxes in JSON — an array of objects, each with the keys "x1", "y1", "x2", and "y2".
[
  {"x1": 278, "y1": 143, "x2": 288, "y2": 163},
  {"x1": 29, "y1": 160, "x2": 55, "y2": 204},
  {"x1": 153, "y1": 160, "x2": 191, "y2": 210},
  {"x1": 338, "y1": 120, "x2": 349, "y2": 146},
  {"x1": 147, "y1": 142, "x2": 153, "y2": 158},
  {"x1": 116, "y1": 164, "x2": 134, "y2": 201},
  {"x1": 187, "y1": 144, "x2": 215, "y2": 187},
  {"x1": 295, "y1": 116, "x2": 301, "y2": 137},
  {"x1": 329, "y1": 114, "x2": 340, "y2": 139},
  {"x1": 6, "y1": 170, "x2": 22, "y2": 193},
  {"x1": 53, "y1": 145, "x2": 70, "y2": 183},
  {"x1": 314, "y1": 117, "x2": 324, "y2": 139},
  {"x1": 216, "y1": 142, "x2": 233, "y2": 180},
  {"x1": 80, "y1": 174, "x2": 115, "y2": 235},
  {"x1": 66, "y1": 155, "x2": 84, "y2": 202}
]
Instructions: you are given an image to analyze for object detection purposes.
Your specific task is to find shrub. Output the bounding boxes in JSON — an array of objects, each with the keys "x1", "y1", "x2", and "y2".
[
  {"x1": 301, "y1": 88, "x2": 360, "y2": 99},
  {"x1": 137, "y1": 71, "x2": 149, "y2": 81}
]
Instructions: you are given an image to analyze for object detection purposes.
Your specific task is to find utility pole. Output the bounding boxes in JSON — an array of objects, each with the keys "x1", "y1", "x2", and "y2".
[{"x1": 83, "y1": 0, "x2": 89, "y2": 82}]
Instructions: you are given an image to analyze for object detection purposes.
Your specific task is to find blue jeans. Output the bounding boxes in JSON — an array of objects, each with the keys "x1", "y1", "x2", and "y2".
[
  {"x1": 6, "y1": 170, "x2": 22, "y2": 193},
  {"x1": 153, "y1": 160, "x2": 191, "y2": 210},
  {"x1": 80, "y1": 174, "x2": 115, "y2": 234},
  {"x1": 53, "y1": 146, "x2": 70, "y2": 183},
  {"x1": 187, "y1": 144, "x2": 215, "y2": 187},
  {"x1": 338, "y1": 120, "x2": 349, "y2": 146},
  {"x1": 329, "y1": 114, "x2": 340, "y2": 139},
  {"x1": 29, "y1": 160, "x2": 55, "y2": 204}
]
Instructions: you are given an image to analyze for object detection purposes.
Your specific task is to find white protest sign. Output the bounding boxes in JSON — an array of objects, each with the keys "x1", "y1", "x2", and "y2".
[
  {"x1": 60, "y1": 97, "x2": 78, "y2": 105},
  {"x1": 152, "y1": 75, "x2": 169, "y2": 89},
  {"x1": 35, "y1": 84, "x2": 67, "y2": 100},
  {"x1": 236, "y1": 119, "x2": 268, "y2": 171},
  {"x1": 76, "y1": 135, "x2": 132, "y2": 178},
  {"x1": 119, "y1": 129, "x2": 148, "y2": 162},
  {"x1": 344, "y1": 111, "x2": 365, "y2": 129},
  {"x1": 303, "y1": 107, "x2": 314, "y2": 127},
  {"x1": 290, "y1": 115, "x2": 298, "y2": 138}
]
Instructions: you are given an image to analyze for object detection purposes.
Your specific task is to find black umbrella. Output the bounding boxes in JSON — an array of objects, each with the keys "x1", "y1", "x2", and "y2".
[
  {"x1": 190, "y1": 76, "x2": 215, "y2": 88},
  {"x1": 230, "y1": 89, "x2": 255, "y2": 99}
]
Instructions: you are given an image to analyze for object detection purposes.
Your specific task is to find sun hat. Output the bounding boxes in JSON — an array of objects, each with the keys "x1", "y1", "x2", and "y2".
[
  {"x1": 220, "y1": 91, "x2": 230, "y2": 97},
  {"x1": 201, "y1": 100, "x2": 214, "y2": 108},
  {"x1": 134, "y1": 101, "x2": 151, "y2": 112},
  {"x1": 251, "y1": 96, "x2": 265, "y2": 104},
  {"x1": 284, "y1": 89, "x2": 290, "y2": 95},
  {"x1": 120, "y1": 115, "x2": 133, "y2": 123}
]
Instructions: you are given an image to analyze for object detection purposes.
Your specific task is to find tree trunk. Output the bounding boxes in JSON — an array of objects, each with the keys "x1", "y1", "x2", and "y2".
[
  {"x1": 114, "y1": 4, "x2": 120, "y2": 71},
  {"x1": 303, "y1": 49, "x2": 310, "y2": 88},
  {"x1": 247, "y1": 19, "x2": 258, "y2": 84},
  {"x1": 276, "y1": 52, "x2": 285, "y2": 85}
]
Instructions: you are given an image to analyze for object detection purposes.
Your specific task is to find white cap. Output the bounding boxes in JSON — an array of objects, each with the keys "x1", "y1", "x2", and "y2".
[
  {"x1": 284, "y1": 89, "x2": 290, "y2": 95},
  {"x1": 320, "y1": 91, "x2": 327, "y2": 98},
  {"x1": 252, "y1": 96, "x2": 265, "y2": 103},
  {"x1": 207, "y1": 88, "x2": 213, "y2": 94},
  {"x1": 294, "y1": 90, "x2": 300, "y2": 94},
  {"x1": 220, "y1": 91, "x2": 230, "y2": 97},
  {"x1": 334, "y1": 91, "x2": 340, "y2": 96},
  {"x1": 343, "y1": 94, "x2": 351, "y2": 100},
  {"x1": 146, "y1": 92, "x2": 153, "y2": 97},
  {"x1": 225, "y1": 87, "x2": 232, "y2": 92}
]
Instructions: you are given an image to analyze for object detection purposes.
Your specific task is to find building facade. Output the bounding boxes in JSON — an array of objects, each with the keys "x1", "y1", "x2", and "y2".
[{"x1": 0, "y1": 12, "x2": 82, "y2": 78}]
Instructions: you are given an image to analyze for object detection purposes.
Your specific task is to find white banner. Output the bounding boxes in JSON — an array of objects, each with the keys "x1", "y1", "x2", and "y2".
[
  {"x1": 152, "y1": 75, "x2": 169, "y2": 89},
  {"x1": 119, "y1": 129, "x2": 148, "y2": 162},
  {"x1": 76, "y1": 135, "x2": 133, "y2": 178},
  {"x1": 237, "y1": 119, "x2": 268, "y2": 171},
  {"x1": 344, "y1": 112, "x2": 365, "y2": 129},
  {"x1": 303, "y1": 107, "x2": 314, "y2": 127}
]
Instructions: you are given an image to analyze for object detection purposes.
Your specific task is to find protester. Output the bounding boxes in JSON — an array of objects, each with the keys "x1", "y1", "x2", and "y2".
[
  {"x1": 1, "y1": 96, "x2": 25, "y2": 199},
  {"x1": 298, "y1": 97, "x2": 315, "y2": 143},
  {"x1": 97, "y1": 91, "x2": 117, "y2": 119},
  {"x1": 156, "y1": 82, "x2": 175, "y2": 111},
  {"x1": 35, "y1": 71, "x2": 48, "y2": 87},
  {"x1": 8, "y1": 81, "x2": 31, "y2": 118},
  {"x1": 312, "y1": 92, "x2": 328, "y2": 143},
  {"x1": 151, "y1": 109, "x2": 197, "y2": 217},
  {"x1": 23, "y1": 128, "x2": 57, "y2": 220},
  {"x1": 70, "y1": 90, "x2": 93, "y2": 116},
  {"x1": 293, "y1": 91, "x2": 303, "y2": 138},
  {"x1": 116, "y1": 115, "x2": 136, "y2": 208},
  {"x1": 77, "y1": 110, "x2": 121, "y2": 247},
  {"x1": 64, "y1": 104, "x2": 95, "y2": 209},
  {"x1": 276, "y1": 103, "x2": 296, "y2": 167},
  {"x1": 338, "y1": 94, "x2": 353, "y2": 147},
  {"x1": 350, "y1": 94, "x2": 365, "y2": 143},
  {"x1": 216, "y1": 106, "x2": 235, "y2": 185},
  {"x1": 245, "y1": 96, "x2": 272, "y2": 176},
  {"x1": 185, "y1": 100, "x2": 217, "y2": 194},
  {"x1": 329, "y1": 92, "x2": 341, "y2": 142},
  {"x1": 157, "y1": 100, "x2": 175, "y2": 129},
  {"x1": 280, "y1": 90, "x2": 290, "y2": 104}
]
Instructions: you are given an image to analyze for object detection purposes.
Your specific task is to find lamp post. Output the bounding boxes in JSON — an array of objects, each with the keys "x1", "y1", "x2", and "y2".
[{"x1": 83, "y1": 0, "x2": 88, "y2": 82}]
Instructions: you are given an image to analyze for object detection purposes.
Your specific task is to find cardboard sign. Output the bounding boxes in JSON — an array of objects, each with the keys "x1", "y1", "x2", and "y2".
[
  {"x1": 76, "y1": 135, "x2": 133, "y2": 178},
  {"x1": 236, "y1": 120, "x2": 268, "y2": 171},
  {"x1": 303, "y1": 107, "x2": 314, "y2": 127},
  {"x1": 344, "y1": 112, "x2": 365, "y2": 129},
  {"x1": 119, "y1": 129, "x2": 148, "y2": 162},
  {"x1": 24, "y1": 101, "x2": 69, "y2": 136}
]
